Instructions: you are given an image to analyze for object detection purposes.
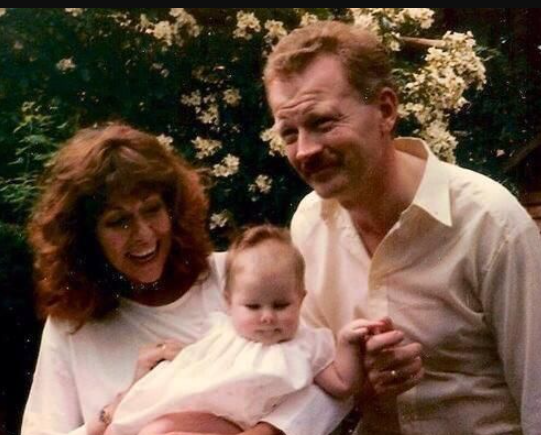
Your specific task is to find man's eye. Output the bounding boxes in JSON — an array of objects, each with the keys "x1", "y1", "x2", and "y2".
[
  {"x1": 281, "y1": 130, "x2": 297, "y2": 144},
  {"x1": 315, "y1": 119, "x2": 334, "y2": 131}
]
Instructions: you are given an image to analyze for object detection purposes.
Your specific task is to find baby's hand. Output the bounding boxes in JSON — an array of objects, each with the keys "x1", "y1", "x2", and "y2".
[{"x1": 338, "y1": 318, "x2": 389, "y2": 346}]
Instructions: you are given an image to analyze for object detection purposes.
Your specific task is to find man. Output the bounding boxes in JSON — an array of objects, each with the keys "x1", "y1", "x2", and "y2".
[{"x1": 264, "y1": 21, "x2": 541, "y2": 435}]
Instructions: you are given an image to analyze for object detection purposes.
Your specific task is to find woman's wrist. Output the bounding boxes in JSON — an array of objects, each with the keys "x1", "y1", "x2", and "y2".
[
  {"x1": 88, "y1": 389, "x2": 129, "y2": 435},
  {"x1": 99, "y1": 405, "x2": 113, "y2": 426}
]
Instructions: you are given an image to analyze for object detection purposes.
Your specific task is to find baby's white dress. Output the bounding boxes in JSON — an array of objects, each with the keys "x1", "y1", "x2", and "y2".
[{"x1": 110, "y1": 312, "x2": 335, "y2": 434}]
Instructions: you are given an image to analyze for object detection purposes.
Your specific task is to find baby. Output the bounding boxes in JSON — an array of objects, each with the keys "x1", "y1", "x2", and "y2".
[{"x1": 109, "y1": 225, "x2": 383, "y2": 435}]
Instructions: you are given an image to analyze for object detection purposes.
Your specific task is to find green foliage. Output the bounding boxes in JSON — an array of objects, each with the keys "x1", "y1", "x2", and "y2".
[{"x1": 0, "y1": 8, "x2": 488, "y2": 236}]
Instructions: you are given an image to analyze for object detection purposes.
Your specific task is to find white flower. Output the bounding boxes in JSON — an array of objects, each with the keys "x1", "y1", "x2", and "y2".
[
  {"x1": 180, "y1": 91, "x2": 202, "y2": 108},
  {"x1": 388, "y1": 31, "x2": 402, "y2": 52},
  {"x1": 249, "y1": 175, "x2": 273, "y2": 194},
  {"x1": 349, "y1": 8, "x2": 435, "y2": 51},
  {"x1": 156, "y1": 134, "x2": 174, "y2": 152},
  {"x1": 107, "y1": 12, "x2": 133, "y2": 28},
  {"x1": 400, "y1": 29, "x2": 486, "y2": 161},
  {"x1": 349, "y1": 10, "x2": 380, "y2": 34},
  {"x1": 203, "y1": 94, "x2": 217, "y2": 104},
  {"x1": 299, "y1": 13, "x2": 318, "y2": 27},
  {"x1": 150, "y1": 63, "x2": 170, "y2": 78},
  {"x1": 0, "y1": 8, "x2": 7, "y2": 17},
  {"x1": 192, "y1": 66, "x2": 222, "y2": 84},
  {"x1": 65, "y1": 8, "x2": 84, "y2": 17},
  {"x1": 198, "y1": 104, "x2": 220, "y2": 126},
  {"x1": 261, "y1": 128, "x2": 286, "y2": 157},
  {"x1": 151, "y1": 21, "x2": 175, "y2": 46},
  {"x1": 233, "y1": 11, "x2": 261, "y2": 40},
  {"x1": 399, "y1": 102, "x2": 432, "y2": 125},
  {"x1": 139, "y1": 14, "x2": 153, "y2": 30},
  {"x1": 56, "y1": 58, "x2": 76, "y2": 72},
  {"x1": 212, "y1": 154, "x2": 240, "y2": 178},
  {"x1": 192, "y1": 137, "x2": 222, "y2": 159},
  {"x1": 210, "y1": 211, "x2": 230, "y2": 230},
  {"x1": 264, "y1": 20, "x2": 287, "y2": 44},
  {"x1": 419, "y1": 119, "x2": 457, "y2": 163},
  {"x1": 223, "y1": 88, "x2": 241, "y2": 107},
  {"x1": 399, "y1": 8, "x2": 434, "y2": 29},
  {"x1": 169, "y1": 8, "x2": 201, "y2": 37},
  {"x1": 141, "y1": 10, "x2": 200, "y2": 47}
]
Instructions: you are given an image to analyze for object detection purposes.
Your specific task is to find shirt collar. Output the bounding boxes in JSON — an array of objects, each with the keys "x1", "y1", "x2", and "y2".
[{"x1": 396, "y1": 137, "x2": 452, "y2": 227}]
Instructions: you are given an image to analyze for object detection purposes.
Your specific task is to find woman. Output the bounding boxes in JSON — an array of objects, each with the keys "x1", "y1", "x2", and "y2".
[{"x1": 22, "y1": 124, "x2": 345, "y2": 435}]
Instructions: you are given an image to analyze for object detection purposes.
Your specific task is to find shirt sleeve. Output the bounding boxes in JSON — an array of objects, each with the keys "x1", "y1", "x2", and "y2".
[
  {"x1": 21, "y1": 318, "x2": 88, "y2": 435},
  {"x1": 480, "y1": 221, "x2": 541, "y2": 435},
  {"x1": 308, "y1": 327, "x2": 336, "y2": 376}
]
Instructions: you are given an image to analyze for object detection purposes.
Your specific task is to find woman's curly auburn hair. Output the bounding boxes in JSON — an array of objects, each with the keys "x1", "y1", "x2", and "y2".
[{"x1": 28, "y1": 123, "x2": 212, "y2": 327}]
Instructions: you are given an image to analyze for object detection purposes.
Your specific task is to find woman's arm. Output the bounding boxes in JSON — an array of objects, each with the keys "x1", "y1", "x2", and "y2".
[
  {"x1": 22, "y1": 319, "x2": 88, "y2": 435},
  {"x1": 23, "y1": 319, "x2": 184, "y2": 435}
]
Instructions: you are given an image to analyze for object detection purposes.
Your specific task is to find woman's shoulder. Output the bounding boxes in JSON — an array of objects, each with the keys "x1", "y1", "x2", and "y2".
[
  {"x1": 208, "y1": 251, "x2": 227, "y2": 280},
  {"x1": 37, "y1": 316, "x2": 82, "y2": 355},
  {"x1": 42, "y1": 316, "x2": 74, "y2": 339},
  {"x1": 196, "y1": 252, "x2": 228, "y2": 314}
]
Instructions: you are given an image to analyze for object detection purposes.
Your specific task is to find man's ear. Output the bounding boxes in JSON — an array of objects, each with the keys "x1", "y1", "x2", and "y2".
[
  {"x1": 377, "y1": 87, "x2": 399, "y2": 135},
  {"x1": 299, "y1": 287, "x2": 307, "y2": 302}
]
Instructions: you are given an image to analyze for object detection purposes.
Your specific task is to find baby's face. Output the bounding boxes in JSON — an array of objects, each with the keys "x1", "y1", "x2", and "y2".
[{"x1": 228, "y1": 243, "x2": 304, "y2": 345}]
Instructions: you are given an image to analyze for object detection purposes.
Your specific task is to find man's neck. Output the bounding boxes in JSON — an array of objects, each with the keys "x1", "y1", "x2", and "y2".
[{"x1": 340, "y1": 148, "x2": 426, "y2": 256}]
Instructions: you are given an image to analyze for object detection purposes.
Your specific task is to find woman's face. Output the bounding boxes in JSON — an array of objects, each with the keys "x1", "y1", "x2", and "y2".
[{"x1": 96, "y1": 190, "x2": 172, "y2": 284}]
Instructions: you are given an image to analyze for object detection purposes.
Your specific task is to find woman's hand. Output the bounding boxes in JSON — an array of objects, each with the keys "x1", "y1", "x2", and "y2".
[
  {"x1": 97, "y1": 340, "x2": 185, "y2": 435},
  {"x1": 133, "y1": 338, "x2": 184, "y2": 383}
]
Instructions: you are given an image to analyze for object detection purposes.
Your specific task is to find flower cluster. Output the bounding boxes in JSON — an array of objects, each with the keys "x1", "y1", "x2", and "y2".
[
  {"x1": 233, "y1": 12, "x2": 261, "y2": 40},
  {"x1": 140, "y1": 9, "x2": 201, "y2": 47},
  {"x1": 400, "y1": 31, "x2": 486, "y2": 160},
  {"x1": 212, "y1": 154, "x2": 240, "y2": 178}
]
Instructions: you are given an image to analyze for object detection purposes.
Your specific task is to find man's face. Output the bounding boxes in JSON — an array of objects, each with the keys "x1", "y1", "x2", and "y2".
[{"x1": 267, "y1": 55, "x2": 395, "y2": 203}]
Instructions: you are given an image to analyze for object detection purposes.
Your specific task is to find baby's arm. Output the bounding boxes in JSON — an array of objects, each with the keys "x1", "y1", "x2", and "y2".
[{"x1": 314, "y1": 319, "x2": 383, "y2": 400}]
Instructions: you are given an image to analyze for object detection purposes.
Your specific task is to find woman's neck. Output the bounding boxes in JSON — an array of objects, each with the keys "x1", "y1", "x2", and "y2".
[{"x1": 128, "y1": 274, "x2": 196, "y2": 306}]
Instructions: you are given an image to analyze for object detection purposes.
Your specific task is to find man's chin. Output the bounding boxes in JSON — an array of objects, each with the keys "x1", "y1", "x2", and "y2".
[{"x1": 310, "y1": 180, "x2": 344, "y2": 200}]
